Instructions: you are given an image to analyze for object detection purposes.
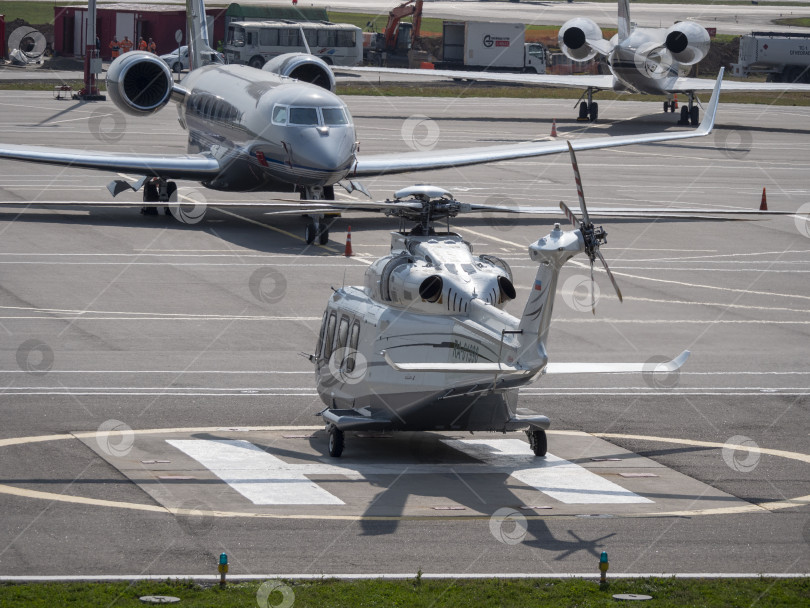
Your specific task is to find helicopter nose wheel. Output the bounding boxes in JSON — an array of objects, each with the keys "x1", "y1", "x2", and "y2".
[
  {"x1": 327, "y1": 425, "x2": 345, "y2": 458},
  {"x1": 526, "y1": 428, "x2": 547, "y2": 457}
]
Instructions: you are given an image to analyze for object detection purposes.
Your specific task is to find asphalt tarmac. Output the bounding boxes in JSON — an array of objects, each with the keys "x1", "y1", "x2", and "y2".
[{"x1": 0, "y1": 91, "x2": 808, "y2": 578}]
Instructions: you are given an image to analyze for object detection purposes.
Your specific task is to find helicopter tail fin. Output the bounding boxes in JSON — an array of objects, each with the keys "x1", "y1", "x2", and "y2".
[{"x1": 516, "y1": 225, "x2": 586, "y2": 365}]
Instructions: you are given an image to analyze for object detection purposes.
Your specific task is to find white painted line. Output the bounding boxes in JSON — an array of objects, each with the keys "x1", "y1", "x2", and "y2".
[
  {"x1": 167, "y1": 439, "x2": 344, "y2": 505},
  {"x1": 442, "y1": 439, "x2": 652, "y2": 505}
]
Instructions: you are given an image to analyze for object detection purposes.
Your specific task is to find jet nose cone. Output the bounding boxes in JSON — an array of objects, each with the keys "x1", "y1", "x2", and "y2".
[{"x1": 297, "y1": 127, "x2": 356, "y2": 175}]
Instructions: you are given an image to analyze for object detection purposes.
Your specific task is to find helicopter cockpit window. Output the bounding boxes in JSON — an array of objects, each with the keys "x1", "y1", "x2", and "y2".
[
  {"x1": 346, "y1": 322, "x2": 360, "y2": 373},
  {"x1": 324, "y1": 312, "x2": 336, "y2": 359},
  {"x1": 289, "y1": 107, "x2": 319, "y2": 125},
  {"x1": 272, "y1": 104, "x2": 288, "y2": 125},
  {"x1": 316, "y1": 311, "x2": 327, "y2": 358},
  {"x1": 322, "y1": 107, "x2": 349, "y2": 126}
]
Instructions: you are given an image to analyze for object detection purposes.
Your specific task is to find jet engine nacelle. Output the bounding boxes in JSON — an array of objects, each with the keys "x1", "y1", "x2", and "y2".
[
  {"x1": 558, "y1": 18, "x2": 602, "y2": 62},
  {"x1": 106, "y1": 51, "x2": 175, "y2": 117},
  {"x1": 664, "y1": 21, "x2": 710, "y2": 65},
  {"x1": 263, "y1": 53, "x2": 336, "y2": 92}
]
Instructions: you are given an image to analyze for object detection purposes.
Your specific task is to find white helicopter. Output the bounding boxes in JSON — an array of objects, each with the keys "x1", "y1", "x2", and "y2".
[{"x1": 308, "y1": 142, "x2": 697, "y2": 458}]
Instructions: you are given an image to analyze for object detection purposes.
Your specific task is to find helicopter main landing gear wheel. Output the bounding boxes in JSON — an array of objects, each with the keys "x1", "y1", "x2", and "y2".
[
  {"x1": 526, "y1": 428, "x2": 547, "y2": 457},
  {"x1": 328, "y1": 426, "x2": 344, "y2": 458}
]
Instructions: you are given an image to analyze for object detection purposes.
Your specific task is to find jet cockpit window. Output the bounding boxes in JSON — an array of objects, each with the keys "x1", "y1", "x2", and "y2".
[
  {"x1": 322, "y1": 107, "x2": 349, "y2": 126},
  {"x1": 289, "y1": 107, "x2": 319, "y2": 125},
  {"x1": 272, "y1": 104, "x2": 288, "y2": 125}
]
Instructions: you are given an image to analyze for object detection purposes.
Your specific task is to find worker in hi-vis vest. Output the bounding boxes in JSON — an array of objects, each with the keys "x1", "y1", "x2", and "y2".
[
  {"x1": 120, "y1": 36, "x2": 133, "y2": 54},
  {"x1": 109, "y1": 37, "x2": 120, "y2": 59}
]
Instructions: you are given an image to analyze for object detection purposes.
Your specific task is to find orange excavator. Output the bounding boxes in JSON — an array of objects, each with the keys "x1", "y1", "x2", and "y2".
[{"x1": 364, "y1": 0, "x2": 423, "y2": 65}]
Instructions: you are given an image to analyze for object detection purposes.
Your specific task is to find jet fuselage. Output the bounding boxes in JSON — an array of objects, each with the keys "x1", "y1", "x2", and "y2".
[{"x1": 178, "y1": 64, "x2": 357, "y2": 192}]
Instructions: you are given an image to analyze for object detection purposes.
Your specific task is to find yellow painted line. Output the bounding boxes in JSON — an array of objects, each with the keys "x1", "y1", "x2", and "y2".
[{"x1": 0, "y1": 428, "x2": 806, "y2": 520}]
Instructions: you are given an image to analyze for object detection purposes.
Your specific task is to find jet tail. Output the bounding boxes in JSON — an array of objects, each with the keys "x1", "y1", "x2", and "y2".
[
  {"x1": 618, "y1": 0, "x2": 632, "y2": 42},
  {"x1": 186, "y1": 0, "x2": 222, "y2": 71}
]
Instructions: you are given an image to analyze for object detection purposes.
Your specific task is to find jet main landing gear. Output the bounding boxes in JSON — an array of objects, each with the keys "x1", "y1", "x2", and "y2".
[
  {"x1": 677, "y1": 92, "x2": 700, "y2": 127},
  {"x1": 576, "y1": 88, "x2": 598, "y2": 122},
  {"x1": 141, "y1": 178, "x2": 177, "y2": 216}
]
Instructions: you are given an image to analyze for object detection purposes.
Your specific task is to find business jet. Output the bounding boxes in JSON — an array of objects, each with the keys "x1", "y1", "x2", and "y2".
[
  {"x1": 0, "y1": 0, "x2": 722, "y2": 244},
  {"x1": 344, "y1": 0, "x2": 810, "y2": 126}
]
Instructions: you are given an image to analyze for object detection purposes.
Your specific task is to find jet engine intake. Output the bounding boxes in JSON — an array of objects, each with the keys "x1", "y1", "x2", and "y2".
[
  {"x1": 558, "y1": 18, "x2": 602, "y2": 61},
  {"x1": 263, "y1": 53, "x2": 336, "y2": 92},
  {"x1": 664, "y1": 21, "x2": 710, "y2": 65},
  {"x1": 106, "y1": 51, "x2": 175, "y2": 116}
]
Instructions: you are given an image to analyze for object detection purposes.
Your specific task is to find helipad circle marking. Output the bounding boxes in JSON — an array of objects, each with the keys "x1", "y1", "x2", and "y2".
[{"x1": 0, "y1": 428, "x2": 807, "y2": 520}]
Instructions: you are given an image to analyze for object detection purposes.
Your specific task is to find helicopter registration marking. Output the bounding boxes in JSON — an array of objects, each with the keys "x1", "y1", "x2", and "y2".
[{"x1": 452, "y1": 340, "x2": 480, "y2": 363}]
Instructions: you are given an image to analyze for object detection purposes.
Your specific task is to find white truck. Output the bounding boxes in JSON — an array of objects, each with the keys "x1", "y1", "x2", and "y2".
[
  {"x1": 439, "y1": 21, "x2": 547, "y2": 73},
  {"x1": 731, "y1": 31, "x2": 810, "y2": 83}
]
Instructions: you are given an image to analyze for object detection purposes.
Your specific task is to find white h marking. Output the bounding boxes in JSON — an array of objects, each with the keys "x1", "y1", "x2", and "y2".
[
  {"x1": 442, "y1": 439, "x2": 653, "y2": 504},
  {"x1": 167, "y1": 439, "x2": 344, "y2": 505}
]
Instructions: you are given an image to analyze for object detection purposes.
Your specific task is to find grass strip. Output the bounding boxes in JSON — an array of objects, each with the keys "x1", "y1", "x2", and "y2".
[{"x1": 1, "y1": 577, "x2": 808, "y2": 607}]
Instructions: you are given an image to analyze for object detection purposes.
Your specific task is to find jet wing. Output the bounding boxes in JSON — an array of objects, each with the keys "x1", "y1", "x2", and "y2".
[
  {"x1": 670, "y1": 76, "x2": 810, "y2": 94},
  {"x1": 0, "y1": 143, "x2": 222, "y2": 181},
  {"x1": 352, "y1": 70, "x2": 722, "y2": 177},
  {"x1": 342, "y1": 66, "x2": 613, "y2": 90}
]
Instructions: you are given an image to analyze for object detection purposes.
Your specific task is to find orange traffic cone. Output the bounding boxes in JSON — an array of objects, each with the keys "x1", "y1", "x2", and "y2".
[
  {"x1": 344, "y1": 225, "x2": 353, "y2": 256},
  {"x1": 551, "y1": 119, "x2": 557, "y2": 137},
  {"x1": 759, "y1": 187, "x2": 768, "y2": 211},
  {"x1": 673, "y1": 94, "x2": 678, "y2": 109}
]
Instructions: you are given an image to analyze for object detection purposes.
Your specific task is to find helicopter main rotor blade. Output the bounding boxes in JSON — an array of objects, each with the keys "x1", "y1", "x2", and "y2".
[
  {"x1": 566, "y1": 141, "x2": 590, "y2": 226},
  {"x1": 596, "y1": 248, "x2": 623, "y2": 303},
  {"x1": 559, "y1": 200, "x2": 580, "y2": 228}
]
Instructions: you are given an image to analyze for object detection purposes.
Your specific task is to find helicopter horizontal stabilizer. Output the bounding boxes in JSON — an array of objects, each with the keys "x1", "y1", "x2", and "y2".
[
  {"x1": 383, "y1": 351, "x2": 532, "y2": 375},
  {"x1": 545, "y1": 350, "x2": 690, "y2": 374},
  {"x1": 321, "y1": 408, "x2": 392, "y2": 431}
]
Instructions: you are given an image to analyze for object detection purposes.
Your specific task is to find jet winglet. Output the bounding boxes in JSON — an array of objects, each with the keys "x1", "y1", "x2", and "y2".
[{"x1": 696, "y1": 68, "x2": 723, "y2": 135}]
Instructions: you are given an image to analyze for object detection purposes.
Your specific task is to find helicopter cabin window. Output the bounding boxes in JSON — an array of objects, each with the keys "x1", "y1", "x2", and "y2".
[
  {"x1": 272, "y1": 105, "x2": 288, "y2": 125},
  {"x1": 323, "y1": 312, "x2": 337, "y2": 359},
  {"x1": 335, "y1": 316, "x2": 350, "y2": 363},
  {"x1": 346, "y1": 321, "x2": 360, "y2": 373},
  {"x1": 289, "y1": 107, "x2": 319, "y2": 126}
]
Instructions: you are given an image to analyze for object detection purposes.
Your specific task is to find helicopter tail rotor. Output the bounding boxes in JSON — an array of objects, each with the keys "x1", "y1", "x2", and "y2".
[{"x1": 560, "y1": 141, "x2": 623, "y2": 312}]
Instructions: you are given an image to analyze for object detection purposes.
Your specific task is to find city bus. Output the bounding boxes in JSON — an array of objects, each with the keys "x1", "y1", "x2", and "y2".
[{"x1": 224, "y1": 20, "x2": 363, "y2": 68}]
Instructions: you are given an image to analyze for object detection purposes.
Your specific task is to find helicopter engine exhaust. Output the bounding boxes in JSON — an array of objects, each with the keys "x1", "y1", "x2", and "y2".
[
  {"x1": 498, "y1": 276, "x2": 517, "y2": 303},
  {"x1": 419, "y1": 275, "x2": 443, "y2": 303}
]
